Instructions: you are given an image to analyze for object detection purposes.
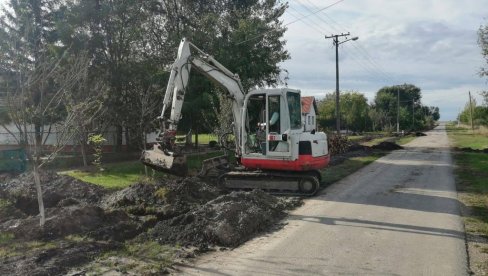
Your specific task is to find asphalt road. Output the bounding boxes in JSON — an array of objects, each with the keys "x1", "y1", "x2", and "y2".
[{"x1": 178, "y1": 124, "x2": 468, "y2": 275}]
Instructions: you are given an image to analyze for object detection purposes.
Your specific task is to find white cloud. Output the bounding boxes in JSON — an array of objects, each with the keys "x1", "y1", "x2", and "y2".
[{"x1": 280, "y1": 0, "x2": 488, "y2": 120}]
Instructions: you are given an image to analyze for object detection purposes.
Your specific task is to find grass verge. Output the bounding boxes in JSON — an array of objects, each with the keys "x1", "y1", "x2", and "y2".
[
  {"x1": 447, "y1": 125, "x2": 488, "y2": 150},
  {"x1": 447, "y1": 123, "x2": 488, "y2": 274},
  {"x1": 63, "y1": 151, "x2": 226, "y2": 189},
  {"x1": 79, "y1": 241, "x2": 177, "y2": 275}
]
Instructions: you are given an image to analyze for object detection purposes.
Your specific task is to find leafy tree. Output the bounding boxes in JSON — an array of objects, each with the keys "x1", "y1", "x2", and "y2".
[
  {"x1": 458, "y1": 98, "x2": 488, "y2": 126},
  {"x1": 479, "y1": 21, "x2": 488, "y2": 78},
  {"x1": 317, "y1": 93, "x2": 338, "y2": 131},
  {"x1": 317, "y1": 91, "x2": 370, "y2": 132},
  {"x1": 0, "y1": 0, "x2": 99, "y2": 226},
  {"x1": 340, "y1": 92, "x2": 370, "y2": 132},
  {"x1": 159, "y1": 0, "x2": 290, "y2": 136},
  {"x1": 373, "y1": 84, "x2": 438, "y2": 131}
]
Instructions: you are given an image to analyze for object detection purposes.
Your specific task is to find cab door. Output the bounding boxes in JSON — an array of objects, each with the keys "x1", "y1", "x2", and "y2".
[{"x1": 266, "y1": 94, "x2": 291, "y2": 158}]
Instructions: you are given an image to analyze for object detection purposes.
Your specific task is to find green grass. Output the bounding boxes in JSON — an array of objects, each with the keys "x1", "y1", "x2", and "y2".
[
  {"x1": 63, "y1": 161, "x2": 155, "y2": 189},
  {"x1": 447, "y1": 123, "x2": 488, "y2": 275},
  {"x1": 63, "y1": 151, "x2": 226, "y2": 189},
  {"x1": 0, "y1": 236, "x2": 56, "y2": 258},
  {"x1": 447, "y1": 124, "x2": 488, "y2": 149},
  {"x1": 82, "y1": 241, "x2": 177, "y2": 275},
  {"x1": 0, "y1": 199, "x2": 10, "y2": 210},
  {"x1": 320, "y1": 152, "x2": 385, "y2": 186},
  {"x1": 175, "y1": 133, "x2": 218, "y2": 144},
  {"x1": 395, "y1": 135, "x2": 416, "y2": 145},
  {"x1": 346, "y1": 135, "x2": 365, "y2": 142},
  {"x1": 0, "y1": 232, "x2": 13, "y2": 245}
]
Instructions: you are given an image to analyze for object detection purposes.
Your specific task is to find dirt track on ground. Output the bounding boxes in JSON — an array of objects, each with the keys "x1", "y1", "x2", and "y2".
[{"x1": 178, "y1": 123, "x2": 468, "y2": 275}]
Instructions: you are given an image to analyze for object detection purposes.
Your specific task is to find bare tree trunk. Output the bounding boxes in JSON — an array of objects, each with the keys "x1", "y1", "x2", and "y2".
[
  {"x1": 33, "y1": 164, "x2": 45, "y2": 226},
  {"x1": 116, "y1": 125, "x2": 123, "y2": 152},
  {"x1": 143, "y1": 130, "x2": 148, "y2": 176},
  {"x1": 80, "y1": 139, "x2": 88, "y2": 167}
]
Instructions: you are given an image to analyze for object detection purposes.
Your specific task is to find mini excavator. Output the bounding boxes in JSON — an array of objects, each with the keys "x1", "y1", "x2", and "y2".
[{"x1": 141, "y1": 38, "x2": 330, "y2": 195}]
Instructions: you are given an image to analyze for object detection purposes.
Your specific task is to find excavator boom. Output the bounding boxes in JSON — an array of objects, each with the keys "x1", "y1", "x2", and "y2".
[{"x1": 141, "y1": 38, "x2": 245, "y2": 176}]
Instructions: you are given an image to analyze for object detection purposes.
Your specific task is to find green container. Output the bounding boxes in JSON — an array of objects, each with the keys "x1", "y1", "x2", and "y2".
[{"x1": 0, "y1": 148, "x2": 27, "y2": 172}]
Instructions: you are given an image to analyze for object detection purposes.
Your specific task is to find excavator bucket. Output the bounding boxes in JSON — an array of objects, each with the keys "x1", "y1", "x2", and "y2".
[{"x1": 141, "y1": 144, "x2": 188, "y2": 177}]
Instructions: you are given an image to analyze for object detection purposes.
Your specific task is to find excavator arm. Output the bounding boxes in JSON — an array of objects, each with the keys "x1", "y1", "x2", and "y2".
[{"x1": 141, "y1": 38, "x2": 245, "y2": 176}]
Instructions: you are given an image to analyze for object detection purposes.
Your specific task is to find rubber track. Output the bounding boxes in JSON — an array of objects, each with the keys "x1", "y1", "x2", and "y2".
[{"x1": 220, "y1": 171, "x2": 320, "y2": 196}]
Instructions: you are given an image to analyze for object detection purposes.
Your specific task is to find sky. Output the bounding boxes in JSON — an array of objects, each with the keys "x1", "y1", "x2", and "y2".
[
  {"x1": 281, "y1": 0, "x2": 487, "y2": 120},
  {"x1": 0, "y1": 0, "x2": 486, "y2": 120}
]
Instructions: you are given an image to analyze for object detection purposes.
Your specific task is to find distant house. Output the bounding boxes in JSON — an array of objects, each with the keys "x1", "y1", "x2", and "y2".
[{"x1": 301, "y1": 96, "x2": 318, "y2": 132}]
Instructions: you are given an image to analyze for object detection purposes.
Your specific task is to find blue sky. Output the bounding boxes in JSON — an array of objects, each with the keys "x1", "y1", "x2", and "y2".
[
  {"x1": 281, "y1": 0, "x2": 487, "y2": 120},
  {"x1": 1, "y1": 0, "x2": 486, "y2": 120}
]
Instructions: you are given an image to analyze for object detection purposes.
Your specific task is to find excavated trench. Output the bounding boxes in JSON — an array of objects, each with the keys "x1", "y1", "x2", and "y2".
[{"x1": 0, "y1": 171, "x2": 301, "y2": 275}]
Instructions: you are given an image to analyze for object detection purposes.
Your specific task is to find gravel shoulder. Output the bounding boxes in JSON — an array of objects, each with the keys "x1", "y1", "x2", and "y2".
[{"x1": 178, "y1": 124, "x2": 469, "y2": 275}]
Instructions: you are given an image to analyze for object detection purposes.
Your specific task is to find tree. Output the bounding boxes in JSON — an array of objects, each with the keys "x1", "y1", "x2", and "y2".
[
  {"x1": 317, "y1": 91, "x2": 370, "y2": 132},
  {"x1": 61, "y1": 0, "x2": 170, "y2": 151},
  {"x1": 317, "y1": 93, "x2": 338, "y2": 131},
  {"x1": 340, "y1": 92, "x2": 370, "y2": 132},
  {"x1": 458, "y1": 98, "x2": 488, "y2": 127},
  {"x1": 159, "y1": 0, "x2": 290, "y2": 135},
  {"x1": 478, "y1": 21, "x2": 488, "y2": 78},
  {"x1": 373, "y1": 84, "x2": 438, "y2": 131},
  {"x1": 0, "y1": 0, "x2": 98, "y2": 226}
]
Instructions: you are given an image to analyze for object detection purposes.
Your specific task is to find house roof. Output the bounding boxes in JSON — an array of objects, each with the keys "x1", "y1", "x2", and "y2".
[{"x1": 301, "y1": 96, "x2": 317, "y2": 114}]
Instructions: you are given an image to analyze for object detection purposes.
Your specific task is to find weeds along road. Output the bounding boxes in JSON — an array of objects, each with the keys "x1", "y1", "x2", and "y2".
[{"x1": 178, "y1": 123, "x2": 468, "y2": 275}]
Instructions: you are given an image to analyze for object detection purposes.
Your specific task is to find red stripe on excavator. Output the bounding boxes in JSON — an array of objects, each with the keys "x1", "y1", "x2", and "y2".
[{"x1": 241, "y1": 154, "x2": 330, "y2": 171}]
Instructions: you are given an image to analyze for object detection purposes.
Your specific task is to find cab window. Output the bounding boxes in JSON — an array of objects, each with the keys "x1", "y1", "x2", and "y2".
[{"x1": 287, "y1": 92, "x2": 301, "y2": 129}]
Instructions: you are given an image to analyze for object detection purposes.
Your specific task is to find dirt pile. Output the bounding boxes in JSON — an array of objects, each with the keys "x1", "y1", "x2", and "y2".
[
  {"x1": 454, "y1": 147, "x2": 488, "y2": 154},
  {"x1": 0, "y1": 171, "x2": 106, "y2": 215},
  {"x1": 0, "y1": 171, "x2": 302, "y2": 275},
  {"x1": 144, "y1": 190, "x2": 297, "y2": 248},
  {"x1": 0, "y1": 240, "x2": 119, "y2": 276},
  {"x1": 102, "y1": 177, "x2": 222, "y2": 220},
  {"x1": 7, "y1": 205, "x2": 140, "y2": 242},
  {"x1": 415, "y1": 132, "x2": 427, "y2": 136},
  {"x1": 371, "y1": 141, "x2": 404, "y2": 151}
]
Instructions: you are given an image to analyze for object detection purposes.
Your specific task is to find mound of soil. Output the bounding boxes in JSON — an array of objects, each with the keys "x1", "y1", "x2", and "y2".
[
  {"x1": 371, "y1": 142, "x2": 404, "y2": 151},
  {"x1": 415, "y1": 132, "x2": 427, "y2": 137},
  {"x1": 102, "y1": 177, "x2": 222, "y2": 220},
  {"x1": 145, "y1": 190, "x2": 293, "y2": 248},
  {"x1": 0, "y1": 171, "x2": 302, "y2": 275},
  {"x1": 0, "y1": 241, "x2": 119, "y2": 276},
  {"x1": 6, "y1": 205, "x2": 140, "y2": 242},
  {"x1": 347, "y1": 143, "x2": 372, "y2": 152},
  {"x1": 453, "y1": 147, "x2": 488, "y2": 154},
  {"x1": 0, "y1": 171, "x2": 107, "y2": 215}
]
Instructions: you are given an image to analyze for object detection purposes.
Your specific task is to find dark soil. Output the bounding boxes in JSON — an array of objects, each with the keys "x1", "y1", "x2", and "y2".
[
  {"x1": 371, "y1": 141, "x2": 404, "y2": 151},
  {"x1": 144, "y1": 190, "x2": 299, "y2": 248},
  {"x1": 0, "y1": 170, "x2": 302, "y2": 275},
  {"x1": 0, "y1": 240, "x2": 119, "y2": 276},
  {"x1": 453, "y1": 147, "x2": 488, "y2": 154},
  {"x1": 0, "y1": 171, "x2": 107, "y2": 215}
]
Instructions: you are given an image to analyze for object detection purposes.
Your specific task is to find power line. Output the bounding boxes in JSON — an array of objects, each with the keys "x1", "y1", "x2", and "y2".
[
  {"x1": 236, "y1": 0, "x2": 346, "y2": 45},
  {"x1": 297, "y1": 0, "x2": 398, "y2": 85}
]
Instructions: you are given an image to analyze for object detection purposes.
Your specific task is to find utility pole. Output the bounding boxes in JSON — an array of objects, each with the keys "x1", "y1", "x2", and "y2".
[
  {"x1": 469, "y1": 91, "x2": 474, "y2": 132},
  {"x1": 412, "y1": 99, "x2": 415, "y2": 130},
  {"x1": 325, "y1": 33, "x2": 358, "y2": 134},
  {"x1": 396, "y1": 87, "x2": 400, "y2": 133}
]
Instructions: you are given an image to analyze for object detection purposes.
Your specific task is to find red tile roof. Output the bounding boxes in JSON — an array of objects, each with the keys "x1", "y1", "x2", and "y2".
[{"x1": 301, "y1": 96, "x2": 316, "y2": 114}]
